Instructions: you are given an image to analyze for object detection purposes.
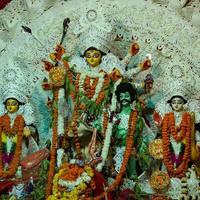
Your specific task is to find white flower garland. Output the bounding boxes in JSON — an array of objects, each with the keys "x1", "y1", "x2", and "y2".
[
  {"x1": 58, "y1": 88, "x2": 65, "y2": 136},
  {"x1": 58, "y1": 172, "x2": 92, "y2": 192},
  {"x1": 79, "y1": 73, "x2": 86, "y2": 93},
  {"x1": 91, "y1": 76, "x2": 104, "y2": 102},
  {"x1": 96, "y1": 78, "x2": 122, "y2": 171}
]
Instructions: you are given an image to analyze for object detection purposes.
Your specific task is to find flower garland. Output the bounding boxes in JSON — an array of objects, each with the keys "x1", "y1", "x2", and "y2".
[
  {"x1": 90, "y1": 76, "x2": 104, "y2": 103},
  {"x1": 48, "y1": 164, "x2": 94, "y2": 200},
  {"x1": 0, "y1": 114, "x2": 24, "y2": 178},
  {"x1": 96, "y1": 78, "x2": 122, "y2": 171},
  {"x1": 150, "y1": 171, "x2": 170, "y2": 191},
  {"x1": 72, "y1": 73, "x2": 83, "y2": 160},
  {"x1": 84, "y1": 76, "x2": 99, "y2": 99},
  {"x1": 162, "y1": 112, "x2": 191, "y2": 178},
  {"x1": 102, "y1": 111, "x2": 109, "y2": 136},
  {"x1": 58, "y1": 88, "x2": 65, "y2": 136},
  {"x1": 169, "y1": 112, "x2": 187, "y2": 142},
  {"x1": 149, "y1": 139, "x2": 163, "y2": 160},
  {"x1": 85, "y1": 110, "x2": 138, "y2": 200},
  {"x1": 74, "y1": 70, "x2": 110, "y2": 106},
  {"x1": 81, "y1": 73, "x2": 109, "y2": 105},
  {"x1": 94, "y1": 74, "x2": 110, "y2": 105},
  {"x1": 152, "y1": 195, "x2": 168, "y2": 200},
  {"x1": 46, "y1": 89, "x2": 59, "y2": 198},
  {"x1": 107, "y1": 110, "x2": 138, "y2": 191}
]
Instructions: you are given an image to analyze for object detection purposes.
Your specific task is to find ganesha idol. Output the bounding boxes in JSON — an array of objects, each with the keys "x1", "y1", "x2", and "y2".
[
  {"x1": 0, "y1": 92, "x2": 49, "y2": 194},
  {"x1": 153, "y1": 82, "x2": 200, "y2": 179}
]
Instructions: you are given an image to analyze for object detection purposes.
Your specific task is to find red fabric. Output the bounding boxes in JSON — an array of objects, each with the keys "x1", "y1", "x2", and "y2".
[
  {"x1": 118, "y1": 189, "x2": 133, "y2": 200},
  {"x1": 0, "y1": 181, "x2": 14, "y2": 194},
  {"x1": 0, "y1": 0, "x2": 11, "y2": 9},
  {"x1": 93, "y1": 169, "x2": 113, "y2": 200},
  {"x1": 153, "y1": 111, "x2": 162, "y2": 127},
  {"x1": 20, "y1": 148, "x2": 49, "y2": 170}
]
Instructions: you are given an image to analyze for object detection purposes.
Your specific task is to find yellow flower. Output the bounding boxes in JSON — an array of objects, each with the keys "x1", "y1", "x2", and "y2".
[
  {"x1": 2, "y1": 132, "x2": 7, "y2": 143},
  {"x1": 47, "y1": 196, "x2": 58, "y2": 200},
  {"x1": 52, "y1": 165, "x2": 93, "y2": 199},
  {"x1": 85, "y1": 166, "x2": 94, "y2": 177},
  {"x1": 13, "y1": 135, "x2": 17, "y2": 143},
  {"x1": 1, "y1": 133, "x2": 17, "y2": 144},
  {"x1": 50, "y1": 53, "x2": 56, "y2": 61}
]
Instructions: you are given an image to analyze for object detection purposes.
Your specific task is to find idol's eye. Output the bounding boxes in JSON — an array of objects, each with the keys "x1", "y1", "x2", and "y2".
[
  {"x1": 171, "y1": 100, "x2": 176, "y2": 104},
  {"x1": 177, "y1": 100, "x2": 183, "y2": 104},
  {"x1": 10, "y1": 101, "x2": 17, "y2": 106},
  {"x1": 93, "y1": 53, "x2": 100, "y2": 58},
  {"x1": 86, "y1": 54, "x2": 91, "y2": 58}
]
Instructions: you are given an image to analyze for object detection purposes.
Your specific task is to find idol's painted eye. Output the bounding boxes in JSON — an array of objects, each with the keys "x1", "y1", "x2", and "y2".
[
  {"x1": 172, "y1": 99, "x2": 183, "y2": 105},
  {"x1": 11, "y1": 102, "x2": 18, "y2": 106},
  {"x1": 171, "y1": 100, "x2": 176, "y2": 104},
  {"x1": 177, "y1": 100, "x2": 183, "y2": 104},
  {"x1": 93, "y1": 53, "x2": 100, "y2": 58},
  {"x1": 86, "y1": 53, "x2": 91, "y2": 58}
]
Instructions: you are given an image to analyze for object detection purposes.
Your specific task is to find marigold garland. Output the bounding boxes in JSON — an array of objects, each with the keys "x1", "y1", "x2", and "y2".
[
  {"x1": 76, "y1": 72, "x2": 110, "y2": 105},
  {"x1": 152, "y1": 195, "x2": 168, "y2": 200},
  {"x1": 84, "y1": 76, "x2": 99, "y2": 99},
  {"x1": 108, "y1": 110, "x2": 138, "y2": 191},
  {"x1": 0, "y1": 114, "x2": 25, "y2": 178},
  {"x1": 72, "y1": 73, "x2": 83, "y2": 159},
  {"x1": 95, "y1": 74, "x2": 110, "y2": 105},
  {"x1": 46, "y1": 89, "x2": 59, "y2": 198},
  {"x1": 162, "y1": 112, "x2": 191, "y2": 178},
  {"x1": 85, "y1": 110, "x2": 138, "y2": 200},
  {"x1": 150, "y1": 171, "x2": 170, "y2": 191},
  {"x1": 102, "y1": 111, "x2": 109, "y2": 136},
  {"x1": 48, "y1": 164, "x2": 95, "y2": 200},
  {"x1": 149, "y1": 139, "x2": 163, "y2": 160}
]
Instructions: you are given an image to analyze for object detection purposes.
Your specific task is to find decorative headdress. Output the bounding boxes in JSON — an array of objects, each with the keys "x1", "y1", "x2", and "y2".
[
  {"x1": 155, "y1": 64, "x2": 197, "y2": 116},
  {"x1": 0, "y1": 57, "x2": 38, "y2": 121},
  {"x1": 0, "y1": 67, "x2": 34, "y2": 103},
  {"x1": 159, "y1": 64, "x2": 195, "y2": 101},
  {"x1": 71, "y1": 3, "x2": 114, "y2": 55}
]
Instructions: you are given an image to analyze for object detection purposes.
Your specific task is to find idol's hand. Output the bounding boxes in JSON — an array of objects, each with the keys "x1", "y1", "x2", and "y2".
[
  {"x1": 130, "y1": 42, "x2": 140, "y2": 56},
  {"x1": 23, "y1": 126, "x2": 31, "y2": 137}
]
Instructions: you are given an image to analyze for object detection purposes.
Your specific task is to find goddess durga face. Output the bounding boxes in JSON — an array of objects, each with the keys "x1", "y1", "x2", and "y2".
[
  {"x1": 83, "y1": 46, "x2": 106, "y2": 68},
  {"x1": 85, "y1": 49, "x2": 102, "y2": 68}
]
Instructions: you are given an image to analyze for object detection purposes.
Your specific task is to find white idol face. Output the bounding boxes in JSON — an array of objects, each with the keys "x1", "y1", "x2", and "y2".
[{"x1": 171, "y1": 97, "x2": 184, "y2": 112}]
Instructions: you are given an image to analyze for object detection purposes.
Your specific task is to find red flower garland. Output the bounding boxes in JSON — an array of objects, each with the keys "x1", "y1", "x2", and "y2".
[
  {"x1": 84, "y1": 110, "x2": 138, "y2": 200},
  {"x1": 162, "y1": 112, "x2": 191, "y2": 178},
  {"x1": 46, "y1": 89, "x2": 59, "y2": 198}
]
